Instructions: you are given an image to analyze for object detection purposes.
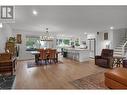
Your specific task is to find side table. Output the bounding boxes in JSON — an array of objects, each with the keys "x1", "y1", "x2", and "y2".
[{"x1": 113, "y1": 56, "x2": 125, "y2": 68}]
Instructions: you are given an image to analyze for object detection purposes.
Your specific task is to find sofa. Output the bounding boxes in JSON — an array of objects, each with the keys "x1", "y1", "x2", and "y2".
[
  {"x1": 95, "y1": 49, "x2": 114, "y2": 68},
  {"x1": 104, "y1": 67, "x2": 127, "y2": 89}
]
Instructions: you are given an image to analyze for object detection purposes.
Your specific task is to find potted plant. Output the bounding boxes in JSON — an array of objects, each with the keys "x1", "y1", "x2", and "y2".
[{"x1": 8, "y1": 37, "x2": 16, "y2": 43}]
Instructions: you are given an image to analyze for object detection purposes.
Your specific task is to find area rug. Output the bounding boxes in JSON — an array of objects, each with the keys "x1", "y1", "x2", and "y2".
[
  {"x1": 27, "y1": 61, "x2": 63, "y2": 68},
  {"x1": 71, "y1": 72, "x2": 108, "y2": 89},
  {"x1": 0, "y1": 75, "x2": 15, "y2": 89}
]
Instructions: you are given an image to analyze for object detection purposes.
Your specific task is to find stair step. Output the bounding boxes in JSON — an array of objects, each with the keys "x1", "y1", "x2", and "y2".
[
  {"x1": 119, "y1": 45, "x2": 123, "y2": 46},
  {"x1": 114, "y1": 51, "x2": 122, "y2": 53},
  {"x1": 113, "y1": 55, "x2": 123, "y2": 57},
  {"x1": 115, "y1": 47, "x2": 127, "y2": 49},
  {"x1": 119, "y1": 41, "x2": 127, "y2": 43},
  {"x1": 114, "y1": 50, "x2": 122, "y2": 52},
  {"x1": 115, "y1": 49, "x2": 122, "y2": 51},
  {"x1": 114, "y1": 48, "x2": 122, "y2": 50},
  {"x1": 117, "y1": 45, "x2": 123, "y2": 47},
  {"x1": 114, "y1": 48, "x2": 122, "y2": 49},
  {"x1": 114, "y1": 52, "x2": 122, "y2": 55},
  {"x1": 117, "y1": 46, "x2": 123, "y2": 47},
  {"x1": 116, "y1": 45, "x2": 122, "y2": 47},
  {"x1": 114, "y1": 37, "x2": 127, "y2": 56},
  {"x1": 115, "y1": 47, "x2": 122, "y2": 49}
]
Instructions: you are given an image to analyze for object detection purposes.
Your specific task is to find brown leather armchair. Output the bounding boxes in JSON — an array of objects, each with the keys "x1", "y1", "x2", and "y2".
[
  {"x1": 123, "y1": 60, "x2": 127, "y2": 68},
  {"x1": 0, "y1": 53, "x2": 16, "y2": 75},
  {"x1": 95, "y1": 49, "x2": 113, "y2": 68}
]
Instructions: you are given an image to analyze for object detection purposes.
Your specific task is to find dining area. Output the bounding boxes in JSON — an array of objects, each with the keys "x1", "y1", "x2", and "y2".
[{"x1": 30, "y1": 48, "x2": 59, "y2": 65}]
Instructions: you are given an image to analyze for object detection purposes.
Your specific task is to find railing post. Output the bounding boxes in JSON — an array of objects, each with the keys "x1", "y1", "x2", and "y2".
[
  {"x1": 122, "y1": 46, "x2": 124, "y2": 57},
  {"x1": 122, "y1": 41, "x2": 127, "y2": 57}
]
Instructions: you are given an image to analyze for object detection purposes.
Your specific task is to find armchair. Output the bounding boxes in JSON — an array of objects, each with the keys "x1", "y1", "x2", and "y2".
[
  {"x1": 0, "y1": 53, "x2": 16, "y2": 75},
  {"x1": 95, "y1": 49, "x2": 113, "y2": 68}
]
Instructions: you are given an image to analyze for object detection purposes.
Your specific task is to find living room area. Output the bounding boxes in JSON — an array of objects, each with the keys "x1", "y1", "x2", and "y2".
[{"x1": 0, "y1": 4, "x2": 127, "y2": 90}]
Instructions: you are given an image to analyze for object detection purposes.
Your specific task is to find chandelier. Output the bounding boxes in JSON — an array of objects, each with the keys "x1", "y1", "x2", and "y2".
[{"x1": 40, "y1": 28, "x2": 54, "y2": 41}]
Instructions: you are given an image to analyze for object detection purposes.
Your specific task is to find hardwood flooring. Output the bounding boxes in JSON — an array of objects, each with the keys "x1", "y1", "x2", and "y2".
[{"x1": 14, "y1": 57, "x2": 108, "y2": 89}]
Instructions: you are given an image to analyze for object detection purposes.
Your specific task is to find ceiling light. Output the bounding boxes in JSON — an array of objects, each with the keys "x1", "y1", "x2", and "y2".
[
  {"x1": 110, "y1": 26, "x2": 114, "y2": 30},
  {"x1": 0, "y1": 23, "x2": 3, "y2": 28},
  {"x1": 33, "y1": 10, "x2": 38, "y2": 16},
  {"x1": 40, "y1": 28, "x2": 54, "y2": 41}
]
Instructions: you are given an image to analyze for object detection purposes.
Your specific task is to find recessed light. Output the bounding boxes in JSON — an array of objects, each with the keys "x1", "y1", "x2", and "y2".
[
  {"x1": 0, "y1": 23, "x2": 3, "y2": 28},
  {"x1": 110, "y1": 26, "x2": 114, "y2": 30},
  {"x1": 33, "y1": 10, "x2": 38, "y2": 16},
  {"x1": 84, "y1": 32, "x2": 87, "y2": 35},
  {"x1": 61, "y1": 34, "x2": 64, "y2": 36}
]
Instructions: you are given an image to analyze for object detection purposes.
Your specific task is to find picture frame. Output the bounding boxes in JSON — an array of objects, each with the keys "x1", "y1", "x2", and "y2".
[
  {"x1": 16, "y1": 34, "x2": 22, "y2": 44},
  {"x1": 104, "y1": 32, "x2": 108, "y2": 40}
]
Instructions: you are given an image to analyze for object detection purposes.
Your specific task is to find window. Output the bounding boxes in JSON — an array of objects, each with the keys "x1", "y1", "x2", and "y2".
[
  {"x1": 63, "y1": 39, "x2": 70, "y2": 45},
  {"x1": 56, "y1": 38, "x2": 80, "y2": 47},
  {"x1": 26, "y1": 36, "x2": 40, "y2": 51},
  {"x1": 75, "y1": 39, "x2": 80, "y2": 46},
  {"x1": 56, "y1": 39, "x2": 63, "y2": 45},
  {"x1": 56, "y1": 39, "x2": 70, "y2": 46},
  {"x1": 26, "y1": 36, "x2": 54, "y2": 50}
]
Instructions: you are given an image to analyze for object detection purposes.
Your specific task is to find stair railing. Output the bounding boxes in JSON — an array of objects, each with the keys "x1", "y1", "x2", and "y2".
[{"x1": 122, "y1": 41, "x2": 127, "y2": 57}]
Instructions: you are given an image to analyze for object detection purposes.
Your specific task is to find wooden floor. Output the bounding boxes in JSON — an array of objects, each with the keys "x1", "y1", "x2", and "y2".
[{"x1": 14, "y1": 57, "x2": 108, "y2": 89}]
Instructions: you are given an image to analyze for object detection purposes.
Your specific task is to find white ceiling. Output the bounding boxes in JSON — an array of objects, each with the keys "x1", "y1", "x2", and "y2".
[{"x1": 11, "y1": 6, "x2": 127, "y2": 35}]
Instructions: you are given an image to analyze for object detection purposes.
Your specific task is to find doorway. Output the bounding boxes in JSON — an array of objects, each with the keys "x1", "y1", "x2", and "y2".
[{"x1": 88, "y1": 38, "x2": 96, "y2": 58}]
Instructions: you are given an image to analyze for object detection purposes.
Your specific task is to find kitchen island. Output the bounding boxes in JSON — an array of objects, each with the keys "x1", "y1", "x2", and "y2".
[{"x1": 64, "y1": 48, "x2": 90, "y2": 62}]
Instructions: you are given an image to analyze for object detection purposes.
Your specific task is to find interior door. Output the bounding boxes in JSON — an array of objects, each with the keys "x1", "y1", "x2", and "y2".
[{"x1": 89, "y1": 38, "x2": 96, "y2": 58}]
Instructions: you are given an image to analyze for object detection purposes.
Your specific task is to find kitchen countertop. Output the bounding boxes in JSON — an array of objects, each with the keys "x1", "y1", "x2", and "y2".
[{"x1": 65, "y1": 48, "x2": 88, "y2": 51}]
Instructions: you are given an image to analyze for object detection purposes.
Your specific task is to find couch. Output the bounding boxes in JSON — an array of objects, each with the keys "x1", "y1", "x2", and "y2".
[{"x1": 104, "y1": 67, "x2": 127, "y2": 89}]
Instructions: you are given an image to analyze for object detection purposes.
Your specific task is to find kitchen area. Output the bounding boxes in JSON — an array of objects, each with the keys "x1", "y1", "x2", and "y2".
[
  {"x1": 56, "y1": 34, "x2": 96, "y2": 62},
  {"x1": 64, "y1": 48, "x2": 89, "y2": 62}
]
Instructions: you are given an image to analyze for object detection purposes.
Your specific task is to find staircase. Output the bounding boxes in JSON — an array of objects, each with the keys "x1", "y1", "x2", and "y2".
[{"x1": 114, "y1": 38, "x2": 127, "y2": 57}]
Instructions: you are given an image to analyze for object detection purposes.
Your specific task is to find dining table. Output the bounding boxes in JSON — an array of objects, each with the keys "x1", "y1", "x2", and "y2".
[
  {"x1": 30, "y1": 51, "x2": 40, "y2": 63},
  {"x1": 30, "y1": 50, "x2": 60, "y2": 64}
]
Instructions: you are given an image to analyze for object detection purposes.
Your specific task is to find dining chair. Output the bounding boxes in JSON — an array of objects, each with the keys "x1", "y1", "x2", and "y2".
[
  {"x1": 39, "y1": 49, "x2": 47, "y2": 64},
  {"x1": 49, "y1": 49, "x2": 57, "y2": 63}
]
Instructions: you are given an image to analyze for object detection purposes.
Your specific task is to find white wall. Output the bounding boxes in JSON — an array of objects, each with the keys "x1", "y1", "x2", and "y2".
[
  {"x1": 96, "y1": 32, "x2": 103, "y2": 55},
  {"x1": 0, "y1": 24, "x2": 13, "y2": 52},
  {"x1": 79, "y1": 33, "x2": 89, "y2": 48},
  {"x1": 108, "y1": 30, "x2": 113, "y2": 49}
]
